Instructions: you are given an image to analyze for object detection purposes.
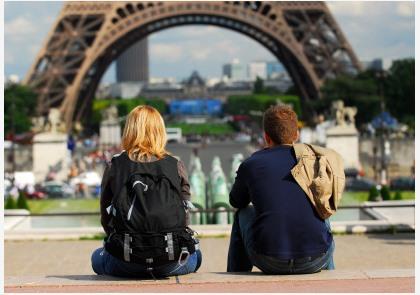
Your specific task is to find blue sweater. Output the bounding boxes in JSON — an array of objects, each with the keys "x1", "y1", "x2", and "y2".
[{"x1": 230, "y1": 145, "x2": 332, "y2": 259}]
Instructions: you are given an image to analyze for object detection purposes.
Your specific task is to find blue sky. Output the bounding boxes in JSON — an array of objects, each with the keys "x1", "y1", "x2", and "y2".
[{"x1": 4, "y1": 1, "x2": 415, "y2": 83}]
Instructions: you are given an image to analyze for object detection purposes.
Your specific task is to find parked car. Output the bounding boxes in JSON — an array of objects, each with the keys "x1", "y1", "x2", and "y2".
[
  {"x1": 390, "y1": 177, "x2": 415, "y2": 191},
  {"x1": 41, "y1": 181, "x2": 75, "y2": 198},
  {"x1": 345, "y1": 177, "x2": 377, "y2": 191},
  {"x1": 25, "y1": 190, "x2": 46, "y2": 200},
  {"x1": 344, "y1": 168, "x2": 360, "y2": 178}
]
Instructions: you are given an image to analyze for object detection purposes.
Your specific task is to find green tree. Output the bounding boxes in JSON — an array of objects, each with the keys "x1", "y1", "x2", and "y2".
[
  {"x1": 225, "y1": 94, "x2": 301, "y2": 118},
  {"x1": 16, "y1": 192, "x2": 30, "y2": 210},
  {"x1": 384, "y1": 59, "x2": 415, "y2": 128},
  {"x1": 4, "y1": 84, "x2": 38, "y2": 135},
  {"x1": 380, "y1": 185, "x2": 391, "y2": 201},
  {"x1": 317, "y1": 74, "x2": 381, "y2": 126},
  {"x1": 368, "y1": 186, "x2": 381, "y2": 202},
  {"x1": 253, "y1": 77, "x2": 265, "y2": 94},
  {"x1": 4, "y1": 196, "x2": 17, "y2": 209}
]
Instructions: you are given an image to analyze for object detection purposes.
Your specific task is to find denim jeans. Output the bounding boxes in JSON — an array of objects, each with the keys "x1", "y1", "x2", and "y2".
[
  {"x1": 92, "y1": 247, "x2": 202, "y2": 278},
  {"x1": 227, "y1": 206, "x2": 335, "y2": 274}
]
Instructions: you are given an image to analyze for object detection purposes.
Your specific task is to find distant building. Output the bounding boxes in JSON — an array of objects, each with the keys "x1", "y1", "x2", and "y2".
[
  {"x1": 222, "y1": 59, "x2": 246, "y2": 81},
  {"x1": 109, "y1": 82, "x2": 143, "y2": 99},
  {"x1": 116, "y1": 39, "x2": 149, "y2": 82},
  {"x1": 182, "y1": 71, "x2": 207, "y2": 97},
  {"x1": 266, "y1": 61, "x2": 285, "y2": 79},
  {"x1": 361, "y1": 58, "x2": 383, "y2": 71},
  {"x1": 248, "y1": 62, "x2": 267, "y2": 80}
]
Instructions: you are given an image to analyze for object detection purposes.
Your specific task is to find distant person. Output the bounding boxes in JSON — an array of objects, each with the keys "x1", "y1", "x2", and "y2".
[
  {"x1": 67, "y1": 135, "x2": 76, "y2": 157},
  {"x1": 92, "y1": 105, "x2": 201, "y2": 278},
  {"x1": 227, "y1": 105, "x2": 344, "y2": 274}
]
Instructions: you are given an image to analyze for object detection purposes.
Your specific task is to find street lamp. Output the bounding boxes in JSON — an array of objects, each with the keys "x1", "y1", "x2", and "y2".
[
  {"x1": 375, "y1": 69, "x2": 388, "y2": 185},
  {"x1": 8, "y1": 75, "x2": 20, "y2": 186}
]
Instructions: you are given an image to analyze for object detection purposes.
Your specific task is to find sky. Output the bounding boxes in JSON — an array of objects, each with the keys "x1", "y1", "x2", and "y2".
[{"x1": 4, "y1": 1, "x2": 415, "y2": 83}]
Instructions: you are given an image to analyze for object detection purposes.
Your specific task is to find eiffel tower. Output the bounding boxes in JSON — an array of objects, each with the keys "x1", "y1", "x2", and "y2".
[{"x1": 24, "y1": 1, "x2": 361, "y2": 131}]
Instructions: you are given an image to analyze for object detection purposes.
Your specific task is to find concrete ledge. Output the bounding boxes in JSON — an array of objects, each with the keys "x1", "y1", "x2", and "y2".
[
  {"x1": 5, "y1": 221, "x2": 415, "y2": 241},
  {"x1": 5, "y1": 269, "x2": 414, "y2": 293}
]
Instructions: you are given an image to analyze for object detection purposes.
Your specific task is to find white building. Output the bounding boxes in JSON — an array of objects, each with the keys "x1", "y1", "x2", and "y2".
[
  {"x1": 222, "y1": 59, "x2": 247, "y2": 81},
  {"x1": 248, "y1": 61, "x2": 267, "y2": 80}
]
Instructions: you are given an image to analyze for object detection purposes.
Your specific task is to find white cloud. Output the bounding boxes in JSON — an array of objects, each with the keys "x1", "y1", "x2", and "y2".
[
  {"x1": 5, "y1": 16, "x2": 37, "y2": 40},
  {"x1": 150, "y1": 43, "x2": 183, "y2": 62},
  {"x1": 189, "y1": 48, "x2": 212, "y2": 60},
  {"x1": 327, "y1": 2, "x2": 367, "y2": 17},
  {"x1": 396, "y1": 2, "x2": 414, "y2": 17}
]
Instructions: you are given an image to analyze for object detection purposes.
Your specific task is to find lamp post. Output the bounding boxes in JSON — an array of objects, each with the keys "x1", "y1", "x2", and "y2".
[
  {"x1": 8, "y1": 75, "x2": 20, "y2": 186},
  {"x1": 375, "y1": 69, "x2": 388, "y2": 185}
]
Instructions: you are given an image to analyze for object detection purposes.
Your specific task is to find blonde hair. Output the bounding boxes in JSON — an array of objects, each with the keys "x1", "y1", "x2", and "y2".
[{"x1": 121, "y1": 105, "x2": 168, "y2": 161}]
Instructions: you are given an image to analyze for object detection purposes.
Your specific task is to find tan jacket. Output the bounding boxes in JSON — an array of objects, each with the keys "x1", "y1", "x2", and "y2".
[{"x1": 291, "y1": 143, "x2": 345, "y2": 219}]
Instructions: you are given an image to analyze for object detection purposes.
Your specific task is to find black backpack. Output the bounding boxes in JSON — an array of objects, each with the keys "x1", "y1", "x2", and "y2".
[{"x1": 104, "y1": 153, "x2": 198, "y2": 268}]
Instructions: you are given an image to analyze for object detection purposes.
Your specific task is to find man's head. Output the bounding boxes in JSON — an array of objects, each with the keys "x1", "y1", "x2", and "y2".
[{"x1": 263, "y1": 105, "x2": 299, "y2": 146}]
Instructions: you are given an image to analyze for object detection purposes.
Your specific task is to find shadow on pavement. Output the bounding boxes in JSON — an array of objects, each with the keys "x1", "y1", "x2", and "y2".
[
  {"x1": 47, "y1": 275, "x2": 170, "y2": 282},
  {"x1": 212, "y1": 271, "x2": 265, "y2": 276},
  {"x1": 366, "y1": 233, "x2": 414, "y2": 245}
]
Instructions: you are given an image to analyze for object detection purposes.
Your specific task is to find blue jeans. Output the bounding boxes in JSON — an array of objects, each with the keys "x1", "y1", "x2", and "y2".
[
  {"x1": 92, "y1": 247, "x2": 202, "y2": 278},
  {"x1": 227, "y1": 206, "x2": 335, "y2": 274}
]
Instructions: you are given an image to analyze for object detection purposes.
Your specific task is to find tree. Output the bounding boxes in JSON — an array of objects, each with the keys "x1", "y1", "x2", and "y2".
[
  {"x1": 16, "y1": 192, "x2": 30, "y2": 210},
  {"x1": 368, "y1": 186, "x2": 381, "y2": 202},
  {"x1": 380, "y1": 185, "x2": 391, "y2": 201},
  {"x1": 384, "y1": 59, "x2": 415, "y2": 128},
  {"x1": 317, "y1": 74, "x2": 381, "y2": 126},
  {"x1": 4, "y1": 84, "x2": 38, "y2": 135},
  {"x1": 253, "y1": 77, "x2": 265, "y2": 94},
  {"x1": 4, "y1": 196, "x2": 17, "y2": 209}
]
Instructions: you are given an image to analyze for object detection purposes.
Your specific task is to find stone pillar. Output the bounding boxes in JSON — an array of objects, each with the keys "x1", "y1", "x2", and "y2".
[
  {"x1": 326, "y1": 125, "x2": 360, "y2": 170},
  {"x1": 99, "y1": 122, "x2": 121, "y2": 148},
  {"x1": 99, "y1": 105, "x2": 121, "y2": 148},
  {"x1": 33, "y1": 132, "x2": 69, "y2": 183}
]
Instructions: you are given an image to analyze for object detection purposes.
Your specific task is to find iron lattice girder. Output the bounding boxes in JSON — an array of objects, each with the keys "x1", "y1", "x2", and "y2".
[{"x1": 24, "y1": 1, "x2": 361, "y2": 131}]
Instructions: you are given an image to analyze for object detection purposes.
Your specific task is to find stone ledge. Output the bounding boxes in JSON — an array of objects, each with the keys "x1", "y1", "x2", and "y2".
[
  {"x1": 5, "y1": 221, "x2": 415, "y2": 241},
  {"x1": 5, "y1": 269, "x2": 414, "y2": 287}
]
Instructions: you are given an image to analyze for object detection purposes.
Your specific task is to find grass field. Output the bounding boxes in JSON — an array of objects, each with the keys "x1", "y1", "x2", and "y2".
[
  {"x1": 340, "y1": 191, "x2": 415, "y2": 206},
  {"x1": 26, "y1": 191, "x2": 415, "y2": 214},
  {"x1": 27, "y1": 198, "x2": 100, "y2": 214}
]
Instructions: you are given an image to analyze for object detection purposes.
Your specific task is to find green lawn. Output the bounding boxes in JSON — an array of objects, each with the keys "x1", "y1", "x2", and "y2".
[
  {"x1": 340, "y1": 191, "x2": 415, "y2": 206},
  {"x1": 27, "y1": 198, "x2": 100, "y2": 214},
  {"x1": 26, "y1": 191, "x2": 415, "y2": 213}
]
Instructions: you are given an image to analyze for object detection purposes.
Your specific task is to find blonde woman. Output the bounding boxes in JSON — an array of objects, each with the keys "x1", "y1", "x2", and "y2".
[{"x1": 91, "y1": 105, "x2": 201, "y2": 278}]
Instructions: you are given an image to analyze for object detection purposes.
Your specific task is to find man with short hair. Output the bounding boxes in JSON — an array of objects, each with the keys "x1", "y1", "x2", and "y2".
[{"x1": 227, "y1": 105, "x2": 335, "y2": 274}]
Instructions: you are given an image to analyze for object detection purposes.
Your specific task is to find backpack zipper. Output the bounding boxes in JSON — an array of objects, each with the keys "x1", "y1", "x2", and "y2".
[{"x1": 127, "y1": 180, "x2": 148, "y2": 221}]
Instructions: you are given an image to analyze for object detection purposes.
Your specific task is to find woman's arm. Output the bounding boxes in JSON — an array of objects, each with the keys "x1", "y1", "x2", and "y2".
[
  {"x1": 100, "y1": 162, "x2": 114, "y2": 235},
  {"x1": 177, "y1": 160, "x2": 192, "y2": 225}
]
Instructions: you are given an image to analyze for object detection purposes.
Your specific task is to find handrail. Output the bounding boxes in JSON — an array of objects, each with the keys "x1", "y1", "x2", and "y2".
[{"x1": 4, "y1": 203, "x2": 415, "y2": 217}]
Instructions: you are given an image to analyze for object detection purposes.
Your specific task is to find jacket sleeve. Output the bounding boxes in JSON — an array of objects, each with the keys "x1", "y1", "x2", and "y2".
[
  {"x1": 177, "y1": 160, "x2": 191, "y2": 201},
  {"x1": 229, "y1": 162, "x2": 251, "y2": 209},
  {"x1": 177, "y1": 159, "x2": 192, "y2": 225},
  {"x1": 100, "y1": 161, "x2": 114, "y2": 235}
]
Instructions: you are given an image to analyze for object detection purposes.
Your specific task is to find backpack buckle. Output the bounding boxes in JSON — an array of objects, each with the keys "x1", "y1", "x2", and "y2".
[{"x1": 178, "y1": 247, "x2": 190, "y2": 266}]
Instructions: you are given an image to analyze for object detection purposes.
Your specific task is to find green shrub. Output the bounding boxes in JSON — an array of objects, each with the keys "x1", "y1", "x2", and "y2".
[
  {"x1": 16, "y1": 192, "x2": 30, "y2": 210},
  {"x1": 368, "y1": 186, "x2": 381, "y2": 202},
  {"x1": 4, "y1": 196, "x2": 17, "y2": 209},
  {"x1": 393, "y1": 190, "x2": 403, "y2": 201},
  {"x1": 226, "y1": 94, "x2": 302, "y2": 118},
  {"x1": 380, "y1": 185, "x2": 391, "y2": 201}
]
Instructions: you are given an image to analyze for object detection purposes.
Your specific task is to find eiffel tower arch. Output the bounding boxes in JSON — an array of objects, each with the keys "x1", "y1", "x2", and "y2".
[{"x1": 24, "y1": 1, "x2": 361, "y2": 131}]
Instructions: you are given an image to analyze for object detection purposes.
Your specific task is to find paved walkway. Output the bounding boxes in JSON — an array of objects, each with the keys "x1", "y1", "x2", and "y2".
[{"x1": 5, "y1": 233, "x2": 414, "y2": 292}]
